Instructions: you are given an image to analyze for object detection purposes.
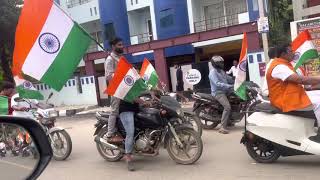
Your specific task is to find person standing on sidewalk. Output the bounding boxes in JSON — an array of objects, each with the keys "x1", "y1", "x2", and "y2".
[{"x1": 105, "y1": 37, "x2": 124, "y2": 143}]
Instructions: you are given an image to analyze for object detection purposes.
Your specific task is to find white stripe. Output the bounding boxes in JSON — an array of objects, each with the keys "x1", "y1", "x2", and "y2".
[
  {"x1": 145, "y1": 64, "x2": 155, "y2": 77},
  {"x1": 22, "y1": 4, "x2": 73, "y2": 80},
  {"x1": 114, "y1": 68, "x2": 140, "y2": 99},
  {"x1": 295, "y1": 40, "x2": 316, "y2": 55}
]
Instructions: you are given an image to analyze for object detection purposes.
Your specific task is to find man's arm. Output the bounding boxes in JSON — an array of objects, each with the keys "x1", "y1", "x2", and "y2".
[
  {"x1": 286, "y1": 74, "x2": 320, "y2": 85},
  {"x1": 209, "y1": 70, "x2": 233, "y2": 90},
  {"x1": 226, "y1": 66, "x2": 234, "y2": 75},
  {"x1": 105, "y1": 58, "x2": 115, "y2": 81}
]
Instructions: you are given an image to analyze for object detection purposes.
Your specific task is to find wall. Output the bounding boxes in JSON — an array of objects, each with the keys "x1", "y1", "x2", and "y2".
[
  {"x1": 35, "y1": 76, "x2": 98, "y2": 106},
  {"x1": 60, "y1": 0, "x2": 100, "y2": 24},
  {"x1": 248, "y1": 51, "x2": 265, "y2": 87},
  {"x1": 126, "y1": 0, "x2": 151, "y2": 11}
]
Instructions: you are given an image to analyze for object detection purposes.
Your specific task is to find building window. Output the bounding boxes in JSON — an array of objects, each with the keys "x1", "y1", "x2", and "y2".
[
  {"x1": 257, "y1": 54, "x2": 262, "y2": 62},
  {"x1": 136, "y1": 0, "x2": 138, "y2": 4},
  {"x1": 94, "y1": 7, "x2": 97, "y2": 15},
  {"x1": 160, "y1": 8, "x2": 174, "y2": 28},
  {"x1": 249, "y1": 55, "x2": 254, "y2": 63},
  {"x1": 253, "y1": 0, "x2": 259, "y2": 11},
  {"x1": 104, "y1": 23, "x2": 116, "y2": 42},
  {"x1": 90, "y1": 8, "x2": 93, "y2": 16},
  {"x1": 131, "y1": 0, "x2": 133, "y2": 5}
]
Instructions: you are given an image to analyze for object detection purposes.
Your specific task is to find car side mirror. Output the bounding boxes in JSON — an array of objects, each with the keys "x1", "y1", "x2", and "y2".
[{"x1": 0, "y1": 116, "x2": 52, "y2": 180}]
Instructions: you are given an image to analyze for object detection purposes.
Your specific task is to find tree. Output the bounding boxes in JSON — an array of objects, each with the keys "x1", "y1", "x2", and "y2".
[
  {"x1": 0, "y1": 0, "x2": 23, "y2": 83},
  {"x1": 268, "y1": 0, "x2": 294, "y2": 46}
]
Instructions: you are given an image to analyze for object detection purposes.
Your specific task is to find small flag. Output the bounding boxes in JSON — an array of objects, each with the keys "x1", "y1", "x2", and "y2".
[
  {"x1": 0, "y1": 96, "x2": 8, "y2": 115},
  {"x1": 14, "y1": 76, "x2": 44, "y2": 100},
  {"x1": 12, "y1": 0, "x2": 91, "y2": 91},
  {"x1": 292, "y1": 30, "x2": 319, "y2": 70},
  {"x1": 140, "y1": 58, "x2": 159, "y2": 89},
  {"x1": 105, "y1": 57, "x2": 147, "y2": 102},
  {"x1": 234, "y1": 32, "x2": 248, "y2": 101}
]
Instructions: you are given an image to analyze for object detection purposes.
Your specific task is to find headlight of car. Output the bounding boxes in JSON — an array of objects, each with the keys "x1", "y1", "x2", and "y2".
[
  {"x1": 176, "y1": 109, "x2": 184, "y2": 116},
  {"x1": 48, "y1": 110, "x2": 58, "y2": 118}
]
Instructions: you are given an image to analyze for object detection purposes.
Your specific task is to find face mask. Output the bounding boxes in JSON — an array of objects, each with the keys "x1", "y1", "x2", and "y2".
[{"x1": 115, "y1": 48, "x2": 124, "y2": 54}]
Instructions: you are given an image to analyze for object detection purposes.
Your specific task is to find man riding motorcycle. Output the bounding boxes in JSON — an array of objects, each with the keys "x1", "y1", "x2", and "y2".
[
  {"x1": 209, "y1": 56, "x2": 234, "y2": 134},
  {"x1": 266, "y1": 44, "x2": 320, "y2": 141}
]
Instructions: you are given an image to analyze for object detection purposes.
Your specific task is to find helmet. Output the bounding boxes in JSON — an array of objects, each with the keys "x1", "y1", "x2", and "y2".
[{"x1": 211, "y1": 56, "x2": 225, "y2": 70}]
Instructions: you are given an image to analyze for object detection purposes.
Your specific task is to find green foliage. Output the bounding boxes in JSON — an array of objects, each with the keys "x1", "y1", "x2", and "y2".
[
  {"x1": 268, "y1": 0, "x2": 294, "y2": 46},
  {"x1": 0, "y1": 0, "x2": 23, "y2": 82}
]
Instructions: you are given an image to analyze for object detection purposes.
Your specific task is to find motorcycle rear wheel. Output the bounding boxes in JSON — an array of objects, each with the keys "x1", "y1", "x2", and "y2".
[
  {"x1": 246, "y1": 137, "x2": 280, "y2": 163},
  {"x1": 166, "y1": 129, "x2": 203, "y2": 165},
  {"x1": 96, "y1": 128, "x2": 123, "y2": 162},
  {"x1": 195, "y1": 106, "x2": 220, "y2": 129}
]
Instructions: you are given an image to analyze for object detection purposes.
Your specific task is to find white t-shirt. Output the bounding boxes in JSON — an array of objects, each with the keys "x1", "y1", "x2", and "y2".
[
  {"x1": 226, "y1": 66, "x2": 237, "y2": 77},
  {"x1": 11, "y1": 94, "x2": 38, "y2": 118}
]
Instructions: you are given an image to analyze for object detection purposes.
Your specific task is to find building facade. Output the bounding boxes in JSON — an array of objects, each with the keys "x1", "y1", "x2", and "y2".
[{"x1": 293, "y1": 0, "x2": 320, "y2": 20}]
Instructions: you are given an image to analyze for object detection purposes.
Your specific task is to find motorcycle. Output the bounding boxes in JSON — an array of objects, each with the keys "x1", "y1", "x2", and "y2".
[
  {"x1": 94, "y1": 96, "x2": 203, "y2": 165},
  {"x1": 192, "y1": 92, "x2": 245, "y2": 129},
  {"x1": 14, "y1": 93, "x2": 72, "y2": 161},
  {"x1": 241, "y1": 82, "x2": 320, "y2": 163}
]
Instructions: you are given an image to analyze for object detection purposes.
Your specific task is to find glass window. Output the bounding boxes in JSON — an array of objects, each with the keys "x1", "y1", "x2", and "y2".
[
  {"x1": 90, "y1": 8, "x2": 92, "y2": 16},
  {"x1": 160, "y1": 8, "x2": 174, "y2": 28},
  {"x1": 249, "y1": 55, "x2": 254, "y2": 63},
  {"x1": 94, "y1": 7, "x2": 97, "y2": 15},
  {"x1": 131, "y1": 0, "x2": 133, "y2": 5},
  {"x1": 104, "y1": 23, "x2": 116, "y2": 42},
  {"x1": 257, "y1": 54, "x2": 263, "y2": 62}
]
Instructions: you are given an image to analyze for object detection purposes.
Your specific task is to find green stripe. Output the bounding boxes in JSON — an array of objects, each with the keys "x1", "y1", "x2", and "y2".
[
  {"x1": 147, "y1": 71, "x2": 159, "y2": 88},
  {"x1": 294, "y1": 49, "x2": 319, "y2": 70},
  {"x1": 16, "y1": 86, "x2": 44, "y2": 100},
  {"x1": 41, "y1": 24, "x2": 91, "y2": 91},
  {"x1": 0, "y1": 96, "x2": 8, "y2": 115},
  {"x1": 235, "y1": 83, "x2": 247, "y2": 101},
  {"x1": 124, "y1": 79, "x2": 147, "y2": 102}
]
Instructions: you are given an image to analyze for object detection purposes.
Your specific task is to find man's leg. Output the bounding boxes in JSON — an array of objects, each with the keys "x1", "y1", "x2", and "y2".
[
  {"x1": 107, "y1": 96, "x2": 120, "y2": 138},
  {"x1": 215, "y1": 94, "x2": 231, "y2": 134}
]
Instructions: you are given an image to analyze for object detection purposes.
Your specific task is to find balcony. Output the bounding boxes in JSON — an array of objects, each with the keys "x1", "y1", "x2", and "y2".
[
  {"x1": 67, "y1": 0, "x2": 92, "y2": 8},
  {"x1": 130, "y1": 32, "x2": 153, "y2": 45},
  {"x1": 194, "y1": 12, "x2": 249, "y2": 33}
]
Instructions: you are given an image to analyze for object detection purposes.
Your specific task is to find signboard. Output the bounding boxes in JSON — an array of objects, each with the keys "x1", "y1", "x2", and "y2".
[
  {"x1": 258, "y1": 63, "x2": 266, "y2": 77},
  {"x1": 258, "y1": 17, "x2": 269, "y2": 33},
  {"x1": 185, "y1": 69, "x2": 201, "y2": 85},
  {"x1": 296, "y1": 18, "x2": 320, "y2": 76}
]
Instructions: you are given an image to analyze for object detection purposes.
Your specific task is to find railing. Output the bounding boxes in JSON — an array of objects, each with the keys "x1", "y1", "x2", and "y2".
[
  {"x1": 194, "y1": 12, "x2": 246, "y2": 33},
  {"x1": 67, "y1": 0, "x2": 92, "y2": 8},
  {"x1": 130, "y1": 32, "x2": 153, "y2": 45}
]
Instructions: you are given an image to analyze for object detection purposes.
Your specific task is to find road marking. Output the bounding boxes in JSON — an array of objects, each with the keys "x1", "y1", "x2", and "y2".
[{"x1": 0, "y1": 159, "x2": 35, "y2": 170}]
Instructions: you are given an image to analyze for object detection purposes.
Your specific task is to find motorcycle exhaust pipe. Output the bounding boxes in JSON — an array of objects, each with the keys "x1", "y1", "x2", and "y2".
[{"x1": 94, "y1": 136, "x2": 119, "y2": 150}]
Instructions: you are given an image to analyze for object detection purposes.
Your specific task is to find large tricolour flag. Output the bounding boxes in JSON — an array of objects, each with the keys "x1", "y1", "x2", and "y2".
[
  {"x1": 140, "y1": 58, "x2": 159, "y2": 89},
  {"x1": 292, "y1": 30, "x2": 319, "y2": 70},
  {"x1": 12, "y1": 0, "x2": 91, "y2": 91},
  {"x1": 106, "y1": 57, "x2": 147, "y2": 102},
  {"x1": 234, "y1": 32, "x2": 248, "y2": 101}
]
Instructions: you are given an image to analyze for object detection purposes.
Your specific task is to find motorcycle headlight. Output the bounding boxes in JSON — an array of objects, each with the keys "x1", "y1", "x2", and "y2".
[
  {"x1": 176, "y1": 109, "x2": 184, "y2": 116},
  {"x1": 49, "y1": 110, "x2": 58, "y2": 118}
]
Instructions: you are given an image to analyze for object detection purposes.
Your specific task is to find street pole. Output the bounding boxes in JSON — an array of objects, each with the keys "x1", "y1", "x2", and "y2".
[{"x1": 258, "y1": 0, "x2": 270, "y2": 63}]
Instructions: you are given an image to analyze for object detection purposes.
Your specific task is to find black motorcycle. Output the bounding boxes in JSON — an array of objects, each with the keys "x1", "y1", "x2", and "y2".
[
  {"x1": 192, "y1": 92, "x2": 245, "y2": 129},
  {"x1": 94, "y1": 96, "x2": 203, "y2": 165}
]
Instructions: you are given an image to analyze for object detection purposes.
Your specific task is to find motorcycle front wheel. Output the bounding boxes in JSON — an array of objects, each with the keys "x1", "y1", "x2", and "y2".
[
  {"x1": 50, "y1": 130, "x2": 72, "y2": 161},
  {"x1": 183, "y1": 114, "x2": 203, "y2": 137},
  {"x1": 166, "y1": 129, "x2": 203, "y2": 165}
]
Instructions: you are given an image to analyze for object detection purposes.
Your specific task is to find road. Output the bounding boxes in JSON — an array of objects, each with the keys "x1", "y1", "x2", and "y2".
[{"x1": 38, "y1": 115, "x2": 320, "y2": 180}]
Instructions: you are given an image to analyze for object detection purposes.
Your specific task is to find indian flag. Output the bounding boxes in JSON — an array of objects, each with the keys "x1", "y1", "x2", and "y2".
[
  {"x1": 106, "y1": 57, "x2": 147, "y2": 102},
  {"x1": 12, "y1": 0, "x2": 91, "y2": 91},
  {"x1": 140, "y1": 58, "x2": 159, "y2": 89},
  {"x1": 234, "y1": 32, "x2": 248, "y2": 101},
  {"x1": 292, "y1": 30, "x2": 319, "y2": 70},
  {"x1": 14, "y1": 76, "x2": 44, "y2": 100},
  {"x1": 0, "y1": 96, "x2": 8, "y2": 115}
]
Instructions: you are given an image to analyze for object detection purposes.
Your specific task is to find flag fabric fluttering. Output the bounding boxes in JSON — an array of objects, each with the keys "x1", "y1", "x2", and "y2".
[
  {"x1": 140, "y1": 58, "x2": 159, "y2": 89},
  {"x1": 105, "y1": 57, "x2": 147, "y2": 102},
  {"x1": 14, "y1": 76, "x2": 44, "y2": 100},
  {"x1": 234, "y1": 32, "x2": 248, "y2": 101},
  {"x1": 292, "y1": 30, "x2": 319, "y2": 70},
  {"x1": 12, "y1": 0, "x2": 92, "y2": 91}
]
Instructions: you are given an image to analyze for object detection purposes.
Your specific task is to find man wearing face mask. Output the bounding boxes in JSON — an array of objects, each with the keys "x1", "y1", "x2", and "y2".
[
  {"x1": 105, "y1": 37, "x2": 125, "y2": 143},
  {"x1": 209, "y1": 56, "x2": 234, "y2": 134}
]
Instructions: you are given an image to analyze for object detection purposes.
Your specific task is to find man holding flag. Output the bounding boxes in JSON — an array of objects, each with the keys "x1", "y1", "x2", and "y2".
[{"x1": 266, "y1": 43, "x2": 320, "y2": 141}]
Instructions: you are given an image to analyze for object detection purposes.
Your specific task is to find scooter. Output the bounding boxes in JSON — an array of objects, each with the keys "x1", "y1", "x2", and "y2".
[{"x1": 241, "y1": 82, "x2": 320, "y2": 163}]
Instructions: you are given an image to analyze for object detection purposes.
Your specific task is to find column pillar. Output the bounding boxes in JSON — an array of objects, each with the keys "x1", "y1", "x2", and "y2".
[{"x1": 154, "y1": 48, "x2": 170, "y2": 91}]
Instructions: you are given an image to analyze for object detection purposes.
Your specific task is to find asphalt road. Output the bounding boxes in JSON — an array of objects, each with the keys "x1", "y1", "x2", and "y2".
[{"x1": 38, "y1": 115, "x2": 320, "y2": 180}]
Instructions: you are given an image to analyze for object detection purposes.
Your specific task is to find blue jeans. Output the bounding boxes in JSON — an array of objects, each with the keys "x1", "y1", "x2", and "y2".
[{"x1": 119, "y1": 112, "x2": 135, "y2": 154}]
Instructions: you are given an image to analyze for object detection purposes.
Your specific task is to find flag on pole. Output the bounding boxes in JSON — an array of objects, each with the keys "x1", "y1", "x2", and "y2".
[
  {"x1": 0, "y1": 96, "x2": 8, "y2": 115},
  {"x1": 140, "y1": 58, "x2": 159, "y2": 89},
  {"x1": 14, "y1": 76, "x2": 44, "y2": 100},
  {"x1": 12, "y1": 0, "x2": 92, "y2": 91},
  {"x1": 234, "y1": 32, "x2": 248, "y2": 101},
  {"x1": 106, "y1": 57, "x2": 147, "y2": 102},
  {"x1": 292, "y1": 30, "x2": 319, "y2": 70}
]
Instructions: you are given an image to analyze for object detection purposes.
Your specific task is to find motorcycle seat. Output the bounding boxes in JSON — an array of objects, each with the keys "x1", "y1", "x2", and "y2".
[
  {"x1": 254, "y1": 103, "x2": 316, "y2": 119},
  {"x1": 196, "y1": 93, "x2": 216, "y2": 101}
]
